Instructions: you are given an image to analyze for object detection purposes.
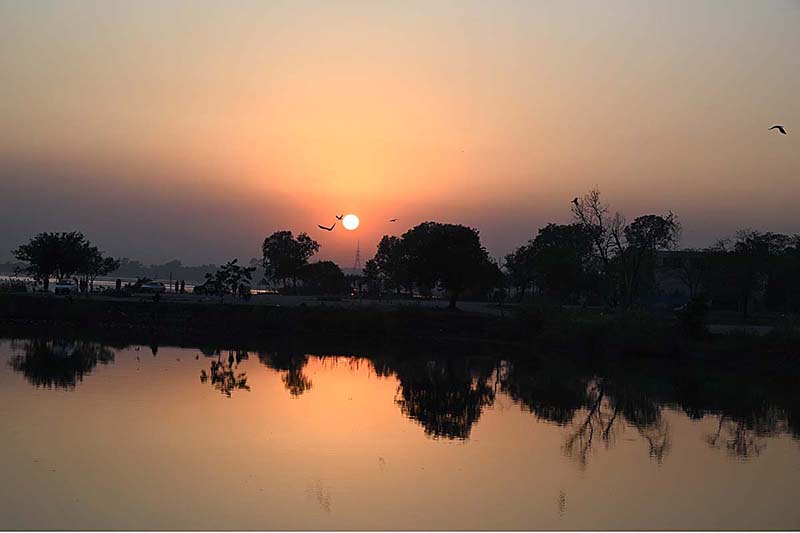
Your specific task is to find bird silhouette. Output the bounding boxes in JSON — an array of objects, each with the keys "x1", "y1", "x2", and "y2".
[
  {"x1": 318, "y1": 223, "x2": 336, "y2": 231},
  {"x1": 572, "y1": 197, "x2": 579, "y2": 205},
  {"x1": 335, "y1": 214, "x2": 344, "y2": 220},
  {"x1": 389, "y1": 218, "x2": 398, "y2": 223},
  {"x1": 769, "y1": 125, "x2": 787, "y2": 135}
]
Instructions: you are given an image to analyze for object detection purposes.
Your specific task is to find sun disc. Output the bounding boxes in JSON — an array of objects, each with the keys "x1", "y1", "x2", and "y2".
[{"x1": 342, "y1": 214, "x2": 360, "y2": 231}]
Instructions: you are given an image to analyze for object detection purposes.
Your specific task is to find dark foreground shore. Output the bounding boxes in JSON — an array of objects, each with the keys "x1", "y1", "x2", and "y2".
[{"x1": 1, "y1": 292, "x2": 798, "y2": 363}]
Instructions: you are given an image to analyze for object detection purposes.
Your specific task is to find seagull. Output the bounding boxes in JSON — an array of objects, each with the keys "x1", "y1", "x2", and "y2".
[
  {"x1": 769, "y1": 125, "x2": 787, "y2": 135},
  {"x1": 335, "y1": 214, "x2": 344, "y2": 220},
  {"x1": 389, "y1": 218, "x2": 398, "y2": 223},
  {"x1": 318, "y1": 223, "x2": 336, "y2": 231}
]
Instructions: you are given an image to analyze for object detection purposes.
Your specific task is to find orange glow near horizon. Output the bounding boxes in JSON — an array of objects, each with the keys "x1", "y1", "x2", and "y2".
[{"x1": 0, "y1": 1, "x2": 798, "y2": 265}]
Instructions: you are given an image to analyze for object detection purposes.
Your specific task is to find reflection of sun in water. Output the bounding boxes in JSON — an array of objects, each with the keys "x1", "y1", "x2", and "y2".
[{"x1": 342, "y1": 214, "x2": 360, "y2": 230}]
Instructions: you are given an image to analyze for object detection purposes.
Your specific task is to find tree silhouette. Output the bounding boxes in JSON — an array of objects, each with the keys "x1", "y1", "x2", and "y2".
[
  {"x1": 401, "y1": 222, "x2": 500, "y2": 308},
  {"x1": 261, "y1": 231, "x2": 320, "y2": 291},
  {"x1": 301, "y1": 261, "x2": 347, "y2": 295},
  {"x1": 373, "y1": 235, "x2": 409, "y2": 295},
  {"x1": 13, "y1": 232, "x2": 117, "y2": 291}
]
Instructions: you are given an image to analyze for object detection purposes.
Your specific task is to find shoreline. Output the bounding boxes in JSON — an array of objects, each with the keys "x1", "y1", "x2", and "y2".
[{"x1": 1, "y1": 292, "x2": 797, "y2": 362}]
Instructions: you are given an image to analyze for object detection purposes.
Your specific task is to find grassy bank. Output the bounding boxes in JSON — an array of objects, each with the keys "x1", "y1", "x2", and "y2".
[{"x1": 0, "y1": 293, "x2": 797, "y2": 361}]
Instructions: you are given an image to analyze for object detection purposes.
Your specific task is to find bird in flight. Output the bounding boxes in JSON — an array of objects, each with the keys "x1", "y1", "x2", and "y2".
[
  {"x1": 318, "y1": 223, "x2": 336, "y2": 231},
  {"x1": 769, "y1": 125, "x2": 787, "y2": 135},
  {"x1": 389, "y1": 218, "x2": 398, "y2": 223},
  {"x1": 335, "y1": 214, "x2": 344, "y2": 220}
]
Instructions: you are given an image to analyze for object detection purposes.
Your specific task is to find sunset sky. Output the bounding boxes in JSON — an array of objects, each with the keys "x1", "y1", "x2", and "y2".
[{"x1": 1, "y1": 0, "x2": 798, "y2": 266}]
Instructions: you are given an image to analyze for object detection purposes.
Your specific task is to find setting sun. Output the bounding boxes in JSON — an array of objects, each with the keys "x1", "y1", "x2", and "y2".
[{"x1": 342, "y1": 214, "x2": 360, "y2": 231}]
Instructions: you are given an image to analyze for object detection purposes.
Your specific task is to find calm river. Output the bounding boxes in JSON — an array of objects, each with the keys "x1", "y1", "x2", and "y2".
[{"x1": 0, "y1": 338, "x2": 798, "y2": 530}]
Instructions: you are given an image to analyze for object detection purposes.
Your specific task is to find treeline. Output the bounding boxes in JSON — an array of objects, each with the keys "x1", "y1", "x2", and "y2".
[
  {"x1": 113, "y1": 258, "x2": 229, "y2": 285},
  {"x1": 8, "y1": 187, "x2": 800, "y2": 315},
  {"x1": 359, "y1": 188, "x2": 800, "y2": 315}
]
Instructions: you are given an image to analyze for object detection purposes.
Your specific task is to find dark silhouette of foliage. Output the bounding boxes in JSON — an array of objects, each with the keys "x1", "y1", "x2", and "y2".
[
  {"x1": 361, "y1": 259, "x2": 381, "y2": 297},
  {"x1": 571, "y1": 188, "x2": 679, "y2": 307},
  {"x1": 301, "y1": 260, "x2": 347, "y2": 295},
  {"x1": 261, "y1": 231, "x2": 320, "y2": 291},
  {"x1": 373, "y1": 235, "x2": 409, "y2": 295},
  {"x1": 13, "y1": 232, "x2": 118, "y2": 292},
  {"x1": 401, "y1": 222, "x2": 499, "y2": 308}
]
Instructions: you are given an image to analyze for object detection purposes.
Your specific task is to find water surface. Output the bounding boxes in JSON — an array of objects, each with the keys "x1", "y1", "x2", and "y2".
[{"x1": 0, "y1": 338, "x2": 798, "y2": 530}]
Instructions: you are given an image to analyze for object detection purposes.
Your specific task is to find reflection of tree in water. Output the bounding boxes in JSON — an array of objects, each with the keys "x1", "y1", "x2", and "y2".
[
  {"x1": 378, "y1": 357, "x2": 496, "y2": 440},
  {"x1": 705, "y1": 408, "x2": 787, "y2": 459},
  {"x1": 496, "y1": 359, "x2": 673, "y2": 466},
  {"x1": 8, "y1": 339, "x2": 115, "y2": 389},
  {"x1": 258, "y1": 351, "x2": 312, "y2": 396},
  {"x1": 498, "y1": 359, "x2": 586, "y2": 425},
  {"x1": 560, "y1": 379, "x2": 671, "y2": 468},
  {"x1": 199, "y1": 350, "x2": 250, "y2": 397}
]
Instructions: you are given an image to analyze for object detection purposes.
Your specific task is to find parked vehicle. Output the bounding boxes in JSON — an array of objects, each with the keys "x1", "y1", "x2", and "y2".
[
  {"x1": 193, "y1": 280, "x2": 220, "y2": 295},
  {"x1": 54, "y1": 279, "x2": 78, "y2": 295},
  {"x1": 139, "y1": 281, "x2": 166, "y2": 293}
]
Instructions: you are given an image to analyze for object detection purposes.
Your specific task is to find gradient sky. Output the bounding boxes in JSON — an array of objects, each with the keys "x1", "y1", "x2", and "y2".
[{"x1": 1, "y1": 0, "x2": 798, "y2": 266}]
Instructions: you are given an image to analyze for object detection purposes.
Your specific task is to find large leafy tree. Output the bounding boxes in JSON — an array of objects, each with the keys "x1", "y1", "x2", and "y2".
[
  {"x1": 373, "y1": 235, "x2": 408, "y2": 295},
  {"x1": 13, "y1": 231, "x2": 117, "y2": 291},
  {"x1": 362, "y1": 259, "x2": 382, "y2": 297},
  {"x1": 261, "y1": 231, "x2": 320, "y2": 290},
  {"x1": 301, "y1": 260, "x2": 347, "y2": 295},
  {"x1": 528, "y1": 223, "x2": 597, "y2": 303},
  {"x1": 79, "y1": 249, "x2": 120, "y2": 292},
  {"x1": 504, "y1": 243, "x2": 535, "y2": 301},
  {"x1": 402, "y1": 221, "x2": 498, "y2": 308}
]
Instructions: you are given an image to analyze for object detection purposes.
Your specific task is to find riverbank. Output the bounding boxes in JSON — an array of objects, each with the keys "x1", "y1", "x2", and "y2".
[{"x1": 0, "y1": 292, "x2": 797, "y2": 360}]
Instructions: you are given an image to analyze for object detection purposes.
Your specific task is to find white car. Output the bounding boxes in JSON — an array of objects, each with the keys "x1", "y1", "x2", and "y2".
[
  {"x1": 54, "y1": 279, "x2": 78, "y2": 295},
  {"x1": 140, "y1": 281, "x2": 166, "y2": 293}
]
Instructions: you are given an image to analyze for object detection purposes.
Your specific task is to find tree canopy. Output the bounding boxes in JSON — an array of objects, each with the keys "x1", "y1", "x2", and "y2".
[
  {"x1": 13, "y1": 231, "x2": 118, "y2": 291},
  {"x1": 261, "y1": 231, "x2": 320, "y2": 291}
]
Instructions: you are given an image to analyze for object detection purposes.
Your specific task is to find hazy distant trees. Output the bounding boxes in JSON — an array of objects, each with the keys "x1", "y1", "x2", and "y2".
[
  {"x1": 13, "y1": 231, "x2": 118, "y2": 292},
  {"x1": 261, "y1": 231, "x2": 320, "y2": 291}
]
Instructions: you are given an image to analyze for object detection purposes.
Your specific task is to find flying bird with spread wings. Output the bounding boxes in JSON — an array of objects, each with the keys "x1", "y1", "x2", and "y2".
[
  {"x1": 389, "y1": 218, "x2": 398, "y2": 223},
  {"x1": 769, "y1": 125, "x2": 787, "y2": 135},
  {"x1": 335, "y1": 214, "x2": 344, "y2": 220},
  {"x1": 318, "y1": 223, "x2": 336, "y2": 231}
]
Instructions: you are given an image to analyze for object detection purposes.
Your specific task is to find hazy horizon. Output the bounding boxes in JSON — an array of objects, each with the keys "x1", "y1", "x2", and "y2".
[{"x1": 2, "y1": 0, "x2": 798, "y2": 266}]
